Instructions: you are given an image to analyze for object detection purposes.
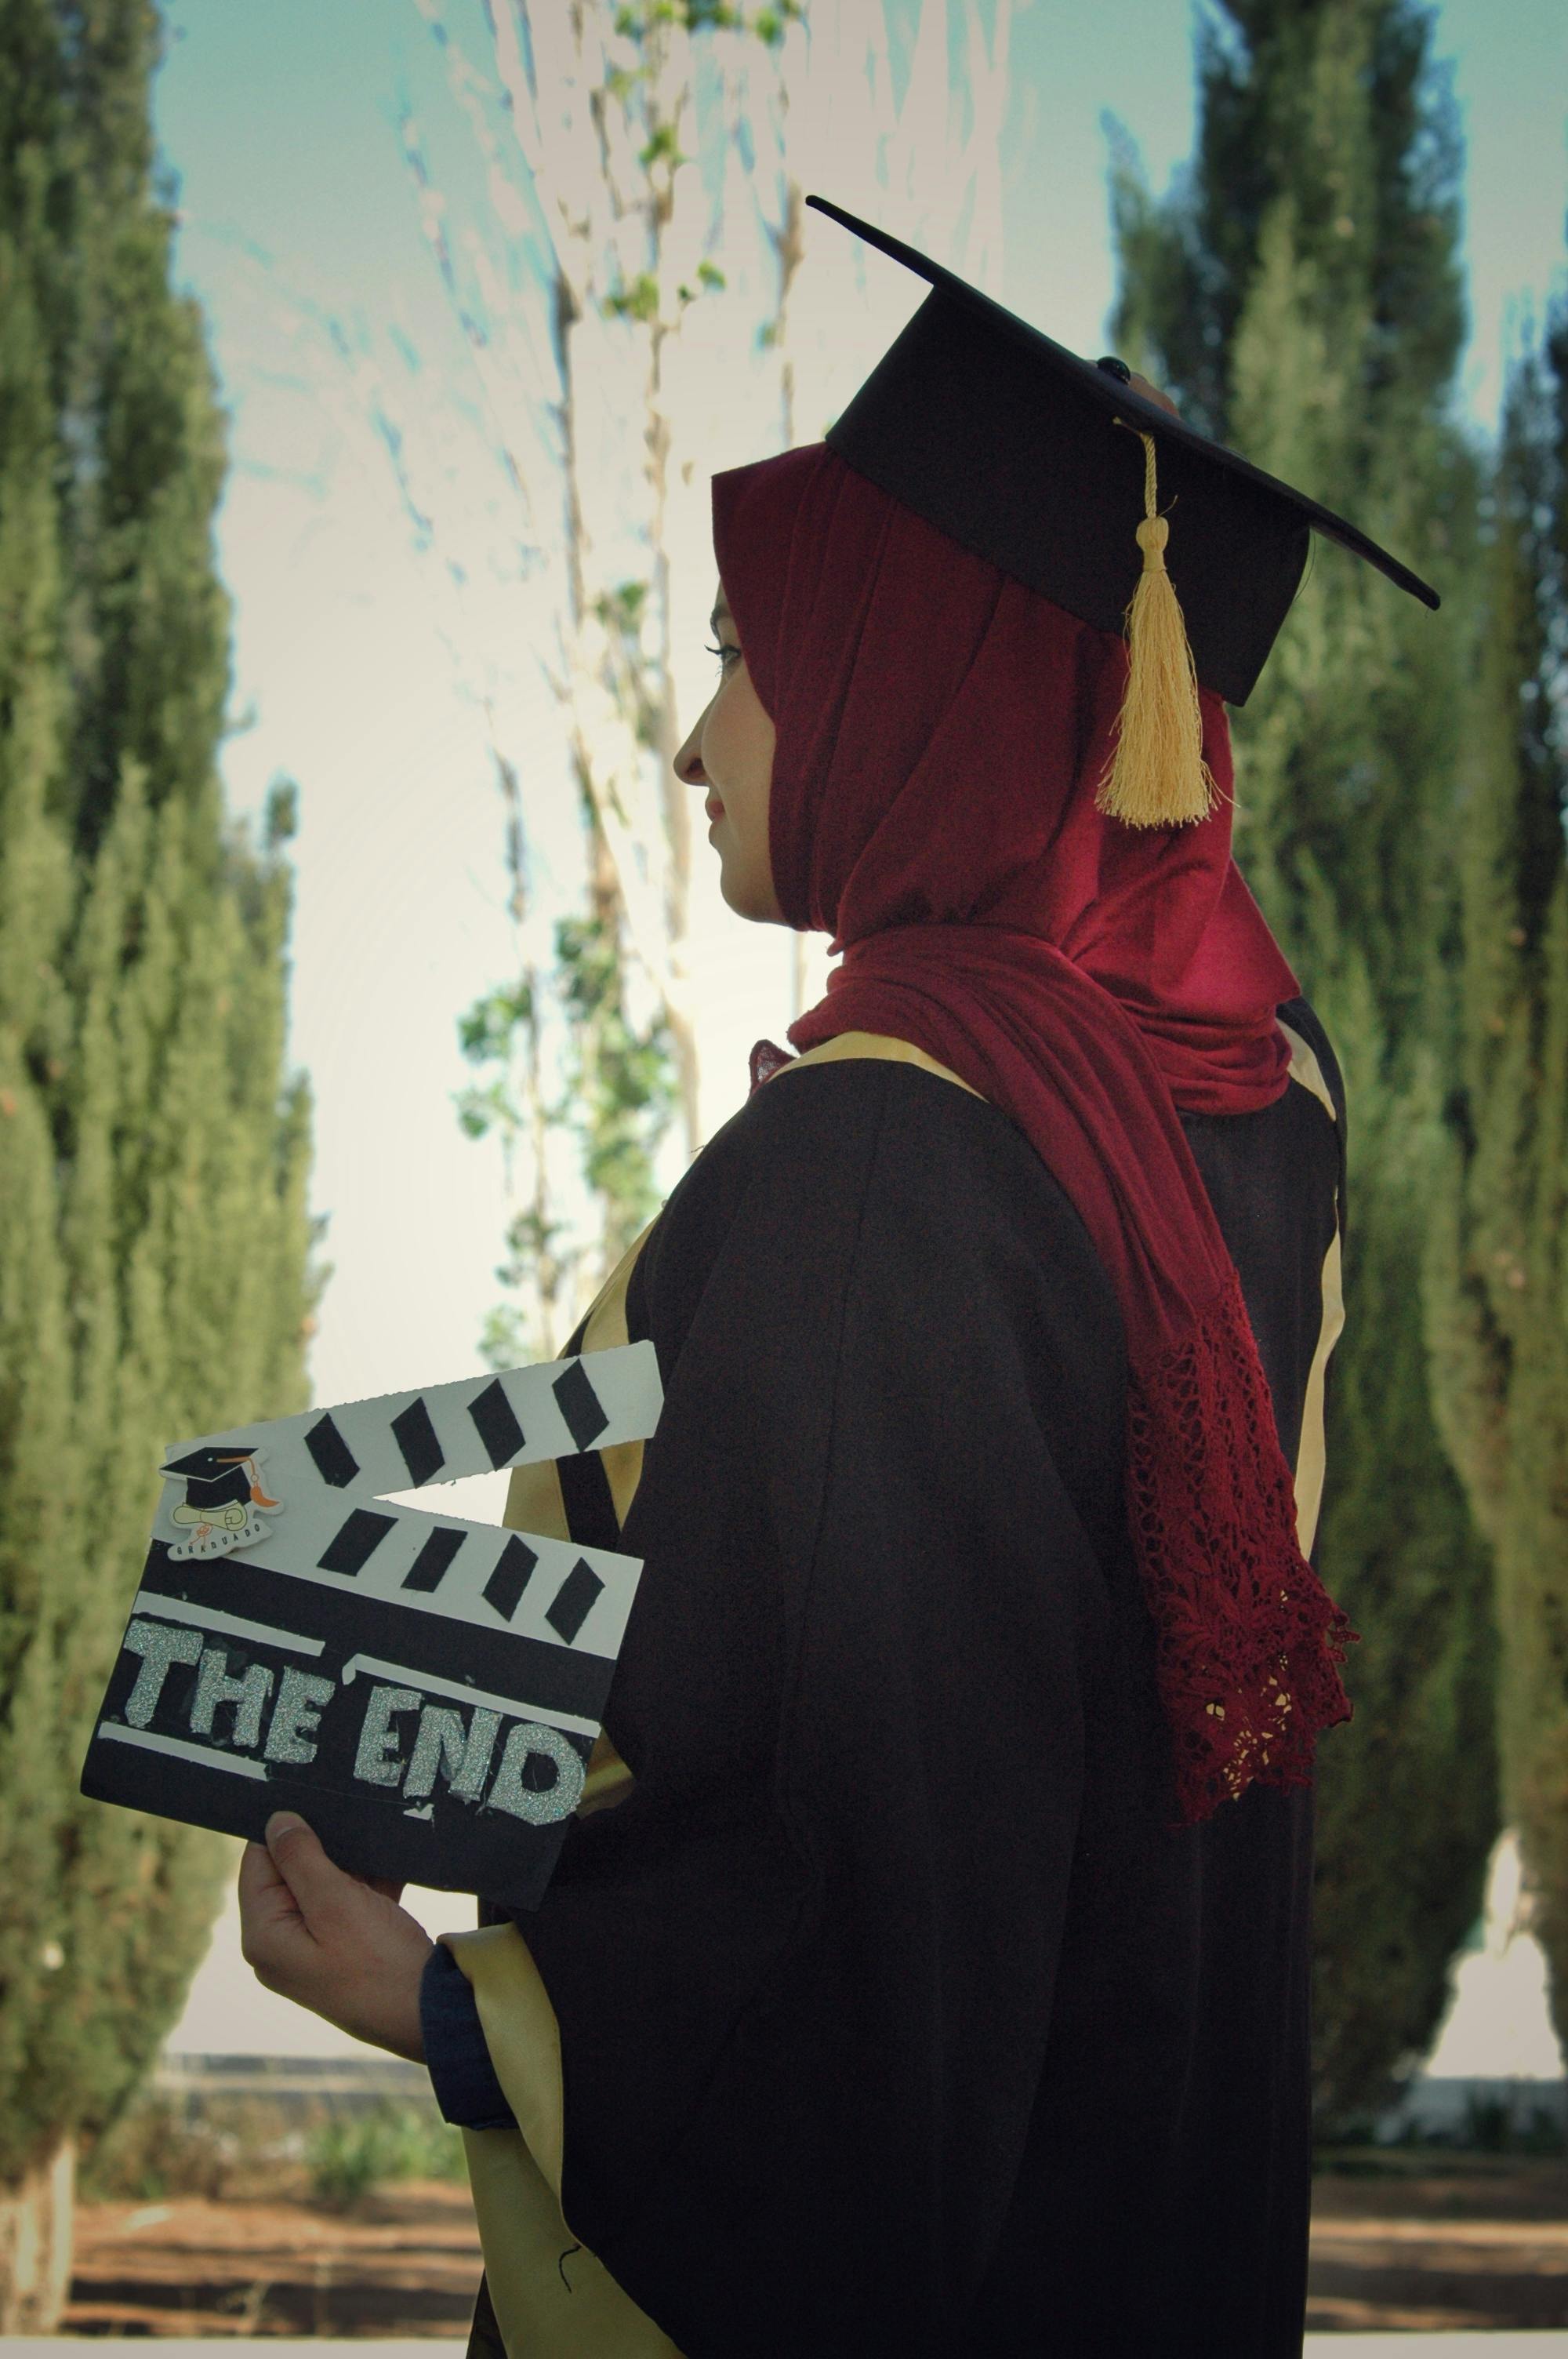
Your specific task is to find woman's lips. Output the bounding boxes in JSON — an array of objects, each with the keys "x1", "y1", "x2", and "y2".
[{"x1": 705, "y1": 795, "x2": 724, "y2": 821}]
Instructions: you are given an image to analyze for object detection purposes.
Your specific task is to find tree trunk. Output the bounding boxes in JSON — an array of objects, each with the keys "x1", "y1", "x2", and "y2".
[{"x1": 0, "y1": 2137, "x2": 74, "y2": 2335}]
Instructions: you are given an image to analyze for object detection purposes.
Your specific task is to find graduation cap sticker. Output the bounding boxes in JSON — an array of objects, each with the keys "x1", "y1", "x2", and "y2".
[
  {"x1": 162, "y1": 1444, "x2": 281, "y2": 1562},
  {"x1": 805, "y1": 191, "x2": 1440, "y2": 827},
  {"x1": 81, "y1": 1345, "x2": 663, "y2": 1910}
]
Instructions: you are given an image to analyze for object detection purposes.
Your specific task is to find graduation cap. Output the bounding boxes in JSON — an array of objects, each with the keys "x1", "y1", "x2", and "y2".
[
  {"x1": 162, "y1": 1444, "x2": 263, "y2": 1515},
  {"x1": 805, "y1": 193, "x2": 1439, "y2": 828}
]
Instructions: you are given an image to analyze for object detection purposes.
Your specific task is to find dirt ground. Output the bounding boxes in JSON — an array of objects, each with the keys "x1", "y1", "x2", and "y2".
[
  {"x1": 64, "y1": 2181, "x2": 483, "y2": 2339},
  {"x1": 61, "y1": 2157, "x2": 1568, "y2": 2337},
  {"x1": 1309, "y1": 2155, "x2": 1568, "y2": 2332}
]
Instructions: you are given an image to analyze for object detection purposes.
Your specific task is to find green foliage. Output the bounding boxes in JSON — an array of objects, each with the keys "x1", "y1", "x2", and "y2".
[
  {"x1": 611, "y1": 0, "x2": 800, "y2": 42},
  {"x1": 554, "y1": 910, "x2": 677, "y2": 1259},
  {"x1": 594, "y1": 579, "x2": 651, "y2": 635},
  {"x1": 1109, "y1": 0, "x2": 1465, "y2": 450},
  {"x1": 456, "y1": 983, "x2": 535, "y2": 1140},
  {"x1": 1110, "y1": 0, "x2": 1497, "y2": 2121},
  {"x1": 1309, "y1": 1062, "x2": 1498, "y2": 2120},
  {"x1": 601, "y1": 271, "x2": 662, "y2": 327},
  {"x1": 459, "y1": 592, "x2": 679, "y2": 1353},
  {"x1": 1457, "y1": 2089, "x2": 1566, "y2": 2157},
  {"x1": 479, "y1": 1204, "x2": 576, "y2": 1372},
  {"x1": 677, "y1": 265, "x2": 726, "y2": 307},
  {"x1": 1425, "y1": 306, "x2": 1568, "y2": 2043},
  {"x1": 0, "y1": 0, "x2": 317, "y2": 2188},
  {"x1": 1316, "y1": 2108, "x2": 1566, "y2": 2163},
  {"x1": 307, "y1": 2102, "x2": 466, "y2": 2208},
  {"x1": 81, "y1": 2087, "x2": 466, "y2": 2204},
  {"x1": 637, "y1": 121, "x2": 688, "y2": 174},
  {"x1": 600, "y1": 0, "x2": 807, "y2": 200},
  {"x1": 80, "y1": 2088, "x2": 286, "y2": 2204},
  {"x1": 457, "y1": 900, "x2": 674, "y2": 1358}
]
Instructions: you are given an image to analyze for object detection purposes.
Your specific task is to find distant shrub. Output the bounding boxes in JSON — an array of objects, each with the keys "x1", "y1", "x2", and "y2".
[
  {"x1": 81, "y1": 2093, "x2": 303, "y2": 2202},
  {"x1": 1460, "y1": 2092, "x2": 1565, "y2": 2157},
  {"x1": 82, "y1": 2088, "x2": 467, "y2": 2206},
  {"x1": 307, "y1": 2102, "x2": 466, "y2": 2208}
]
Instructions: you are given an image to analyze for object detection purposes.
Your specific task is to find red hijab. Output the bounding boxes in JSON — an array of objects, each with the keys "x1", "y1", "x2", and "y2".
[{"x1": 712, "y1": 441, "x2": 1354, "y2": 1823}]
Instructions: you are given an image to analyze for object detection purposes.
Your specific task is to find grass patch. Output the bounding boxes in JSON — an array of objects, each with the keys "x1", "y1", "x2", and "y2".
[
  {"x1": 307, "y1": 2101, "x2": 467, "y2": 2208},
  {"x1": 82, "y1": 2088, "x2": 466, "y2": 2205}
]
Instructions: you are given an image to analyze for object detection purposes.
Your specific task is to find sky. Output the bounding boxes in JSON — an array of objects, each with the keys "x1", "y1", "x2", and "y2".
[{"x1": 144, "y1": 0, "x2": 1567, "y2": 2055}]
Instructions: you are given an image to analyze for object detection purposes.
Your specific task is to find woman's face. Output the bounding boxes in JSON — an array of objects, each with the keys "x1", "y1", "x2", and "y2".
[{"x1": 673, "y1": 580, "x2": 784, "y2": 924}]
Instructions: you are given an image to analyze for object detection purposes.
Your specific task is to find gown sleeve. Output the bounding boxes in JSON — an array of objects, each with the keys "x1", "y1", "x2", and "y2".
[
  {"x1": 483, "y1": 1054, "x2": 1128, "y2": 2357},
  {"x1": 420, "y1": 1939, "x2": 514, "y2": 2130}
]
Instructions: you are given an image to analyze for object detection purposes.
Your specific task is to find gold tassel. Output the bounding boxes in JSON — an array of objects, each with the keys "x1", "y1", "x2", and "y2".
[{"x1": 1094, "y1": 425, "x2": 1219, "y2": 829}]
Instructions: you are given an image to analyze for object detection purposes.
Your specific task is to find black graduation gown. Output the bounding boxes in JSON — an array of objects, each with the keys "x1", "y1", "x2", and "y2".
[{"x1": 472, "y1": 996, "x2": 1346, "y2": 2358}]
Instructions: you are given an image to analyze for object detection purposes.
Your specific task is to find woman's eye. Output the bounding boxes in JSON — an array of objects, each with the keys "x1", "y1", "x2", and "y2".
[{"x1": 704, "y1": 642, "x2": 738, "y2": 669}]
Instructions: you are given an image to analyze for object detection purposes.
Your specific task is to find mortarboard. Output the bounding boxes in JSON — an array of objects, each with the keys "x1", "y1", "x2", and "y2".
[
  {"x1": 162, "y1": 1445, "x2": 260, "y2": 1479},
  {"x1": 804, "y1": 193, "x2": 1439, "y2": 827},
  {"x1": 161, "y1": 1443, "x2": 261, "y2": 1514}
]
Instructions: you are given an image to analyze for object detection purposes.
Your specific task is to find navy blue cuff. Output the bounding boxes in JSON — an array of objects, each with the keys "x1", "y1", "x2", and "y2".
[{"x1": 420, "y1": 1942, "x2": 517, "y2": 2131}]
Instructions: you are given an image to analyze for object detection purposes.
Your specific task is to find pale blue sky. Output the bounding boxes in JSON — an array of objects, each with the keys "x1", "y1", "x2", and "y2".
[{"x1": 156, "y1": 0, "x2": 1568, "y2": 434}]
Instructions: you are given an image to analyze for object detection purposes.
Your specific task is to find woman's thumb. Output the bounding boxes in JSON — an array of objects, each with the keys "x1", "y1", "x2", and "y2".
[{"x1": 263, "y1": 1811, "x2": 336, "y2": 1912}]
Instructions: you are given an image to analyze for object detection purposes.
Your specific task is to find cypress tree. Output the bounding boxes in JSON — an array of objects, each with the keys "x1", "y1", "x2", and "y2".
[
  {"x1": 0, "y1": 0, "x2": 315, "y2": 2310},
  {"x1": 1426, "y1": 304, "x2": 1568, "y2": 2037},
  {"x1": 1109, "y1": 0, "x2": 1497, "y2": 2123}
]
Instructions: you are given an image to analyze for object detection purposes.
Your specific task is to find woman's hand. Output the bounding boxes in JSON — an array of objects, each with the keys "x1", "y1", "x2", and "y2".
[{"x1": 238, "y1": 1812, "x2": 434, "y2": 2062}]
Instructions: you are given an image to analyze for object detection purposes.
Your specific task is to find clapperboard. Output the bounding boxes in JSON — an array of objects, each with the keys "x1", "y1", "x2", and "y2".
[{"x1": 79, "y1": 1346, "x2": 662, "y2": 1908}]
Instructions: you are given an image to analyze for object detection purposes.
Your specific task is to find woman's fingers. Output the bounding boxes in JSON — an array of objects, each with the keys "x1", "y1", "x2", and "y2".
[
  {"x1": 238, "y1": 1834, "x2": 289, "y2": 1910},
  {"x1": 234, "y1": 1812, "x2": 434, "y2": 2058},
  {"x1": 260, "y1": 1812, "x2": 357, "y2": 1940},
  {"x1": 238, "y1": 1834, "x2": 318, "y2": 1982},
  {"x1": 238, "y1": 1814, "x2": 361, "y2": 1981}
]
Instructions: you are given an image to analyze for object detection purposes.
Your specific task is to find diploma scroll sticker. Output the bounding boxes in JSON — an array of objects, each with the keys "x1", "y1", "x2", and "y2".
[{"x1": 80, "y1": 1345, "x2": 663, "y2": 1907}]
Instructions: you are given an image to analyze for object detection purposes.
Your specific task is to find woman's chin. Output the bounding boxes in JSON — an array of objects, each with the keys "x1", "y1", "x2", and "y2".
[{"x1": 719, "y1": 867, "x2": 774, "y2": 925}]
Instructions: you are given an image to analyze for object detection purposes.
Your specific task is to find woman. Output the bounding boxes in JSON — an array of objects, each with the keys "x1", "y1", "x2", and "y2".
[{"x1": 239, "y1": 202, "x2": 1438, "y2": 2358}]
